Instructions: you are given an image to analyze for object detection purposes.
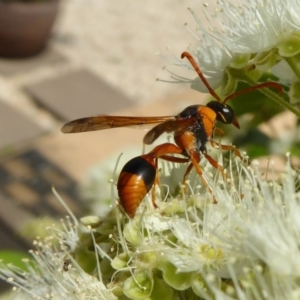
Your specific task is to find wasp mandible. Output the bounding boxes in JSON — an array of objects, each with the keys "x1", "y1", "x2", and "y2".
[{"x1": 62, "y1": 52, "x2": 282, "y2": 218}]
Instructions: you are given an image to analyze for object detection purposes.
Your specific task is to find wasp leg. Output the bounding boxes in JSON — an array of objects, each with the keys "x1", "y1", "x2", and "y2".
[
  {"x1": 210, "y1": 139, "x2": 243, "y2": 160},
  {"x1": 188, "y1": 152, "x2": 217, "y2": 203},
  {"x1": 150, "y1": 155, "x2": 189, "y2": 208},
  {"x1": 151, "y1": 158, "x2": 159, "y2": 209},
  {"x1": 145, "y1": 143, "x2": 188, "y2": 212},
  {"x1": 181, "y1": 162, "x2": 194, "y2": 194},
  {"x1": 148, "y1": 142, "x2": 185, "y2": 157},
  {"x1": 158, "y1": 154, "x2": 191, "y2": 195},
  {"x1": 159, "y1": 155, "x2": 189, "y2": 164},
  {"x1": 204, "y1": 150, "x2": 245, "y2": 201},
  {"x1": 213, "y1": 127, "x2": 224, "y2": 137},
  {"x1": 202, "y1": 152, "x2": 229, "y2": 182}
]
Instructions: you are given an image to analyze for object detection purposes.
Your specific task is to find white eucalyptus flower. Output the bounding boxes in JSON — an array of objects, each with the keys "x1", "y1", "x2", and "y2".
[
  {"x1": 199, "y1": 0, "x2": 299, "y2": 54},
  {"x1": 1, "y1": 154, "x2": 300, "y2": 299},
  {"x1": 0, "y1": 194, "x2": 117, "y2": 300},
  {"x1": 161, "y1": 0, "x2": 300, "y2": 120},
  {"x1": 1, "y1": 2, "x2": 300, "y2": 298},
  {"x1": 286, "y1": 0, "x2": 300, "y2": 29},
  {"x1": 162, "y1": 24, "x2": 234, "y2": 93},
  {"x1": 168, "y1": 0, "x2": 300, "y2": 101}
]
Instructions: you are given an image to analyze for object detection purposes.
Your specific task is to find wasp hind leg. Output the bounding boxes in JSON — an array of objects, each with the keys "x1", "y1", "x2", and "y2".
[
  {"x1": 117, "y1": 144, "x2": 186, "y2": 218},
  {"x1": 151, "y1": 158, "x2": 159, "y2": 210}
]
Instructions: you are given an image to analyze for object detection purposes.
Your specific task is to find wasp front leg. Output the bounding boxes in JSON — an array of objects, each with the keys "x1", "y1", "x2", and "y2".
[
  {"x1": 213, "y1": 127, "x2": 225, "y2": 137},
  {"x1": 210, "y1": 139, "x2": 244, "y2": 161}
]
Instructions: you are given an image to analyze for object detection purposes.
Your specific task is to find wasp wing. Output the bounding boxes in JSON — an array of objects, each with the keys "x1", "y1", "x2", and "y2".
[
  {"x1": 143, "y1": 116, "x2": 198, "y2": 145},
  {"x1": 61, "y1": 115, "x2": 175, "y2": 133}
]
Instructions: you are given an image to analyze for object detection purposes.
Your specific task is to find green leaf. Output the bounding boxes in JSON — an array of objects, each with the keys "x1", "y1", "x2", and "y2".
[
  {"x1": 74, "y1": 247, "x2": 97, "y2": 274},
  {"x1": 0, "y1": 250, "x2": 31, "y2": 271},
  {"x1": 245, "y1": 144, "x2": 271, "y2": 158},
  {"x1": 229, "y1": 81, "x2": 285, "y2": 128},
  {"x1": 149, "y1": 277, "x2": 173, "y2": 300},
  {"x1": 289, "y1": 81, "x2": 300, "y2": 104},
  {"x1": 233, "y1": 129, "x2": 271, "y2": 158},
  {"x1": 290, "y1": 142, "x2": 300, "y2": 157}
]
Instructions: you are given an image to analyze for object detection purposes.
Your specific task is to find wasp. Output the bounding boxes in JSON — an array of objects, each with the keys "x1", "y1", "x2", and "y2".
[{"x1": 61, "y1": 52, "x2": 282, "y2": 218}]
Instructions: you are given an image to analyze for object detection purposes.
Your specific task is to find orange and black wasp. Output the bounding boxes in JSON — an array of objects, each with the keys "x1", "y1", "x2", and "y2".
[{"x1": 61, "y1": 52, "x2": 282, "y2": 218}]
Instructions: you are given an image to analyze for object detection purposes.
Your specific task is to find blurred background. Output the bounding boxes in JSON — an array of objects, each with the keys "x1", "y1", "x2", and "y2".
[
  {"x1": 0, "y1": 0, "x2": 299, "y2": 293},
  {"x1": 0, "y1": 0, "x2": 207, "y2": 292}
]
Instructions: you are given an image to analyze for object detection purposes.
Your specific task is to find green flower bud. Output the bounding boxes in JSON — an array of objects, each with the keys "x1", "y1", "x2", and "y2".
[
  {"x1": 123, "y1": 270, "x2": 153, "y2": 300},
  {"x1": 159, "y1": 261, "x2": 193, "y2": 291},
  {"x1": 80, "y1": 215, "x2": 102, "y2": 228},
  {"x1": 278, "y1": 34, "x2": 300, "y2": 57},
  {"x1": 124, "y1": 221, "x2": 142, "y2": 246},
  {"x1": 111, "y1": 252, "x2": 132, "y2": 270},
  {"x1": 230, "y1": 53, "x2": 251, "y2": 69}
]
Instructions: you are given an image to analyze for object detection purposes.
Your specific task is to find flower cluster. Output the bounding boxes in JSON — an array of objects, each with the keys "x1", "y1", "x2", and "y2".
[
  {"x1": 1, "y1": 154, "x2": 300, "y2": 299},
  {"x1": 1, "y1": 1, "x2": 300, "y2": 299},
  {"x1": 166, "y1": 0, "x2": 300, "y2": 118}
]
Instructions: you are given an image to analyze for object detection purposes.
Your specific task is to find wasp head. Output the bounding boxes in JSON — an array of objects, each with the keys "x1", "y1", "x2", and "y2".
[{"x1": 206, "y1": 101, "x2": 240, "y2": 129}]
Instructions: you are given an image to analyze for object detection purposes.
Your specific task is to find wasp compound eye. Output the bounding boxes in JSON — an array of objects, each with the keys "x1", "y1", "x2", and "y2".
[{"x1": 206, "y1": 101, "x2": 237, "y2": 125}]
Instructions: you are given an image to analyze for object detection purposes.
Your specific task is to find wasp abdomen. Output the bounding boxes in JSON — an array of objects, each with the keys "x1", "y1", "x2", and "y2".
[{"x1": 117, "y1": 156, "x2": 156, "y2": 218}]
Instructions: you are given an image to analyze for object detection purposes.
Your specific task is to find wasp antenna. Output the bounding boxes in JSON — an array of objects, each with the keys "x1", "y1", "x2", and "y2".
[
  {"x1": 224, "y1": 82, "x2": 283, "y2": 103},
  {"x1": 181, "y1": 51, "x2": 222, "y2": 102}
]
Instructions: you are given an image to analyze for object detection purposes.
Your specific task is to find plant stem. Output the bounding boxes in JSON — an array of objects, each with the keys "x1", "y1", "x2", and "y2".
[
  {"x1": 284, "y1": 56, "x2": 300, "y2": 82},
  {"x1": 243, "y1": 74, "x2": 300, "y2": 119}
]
